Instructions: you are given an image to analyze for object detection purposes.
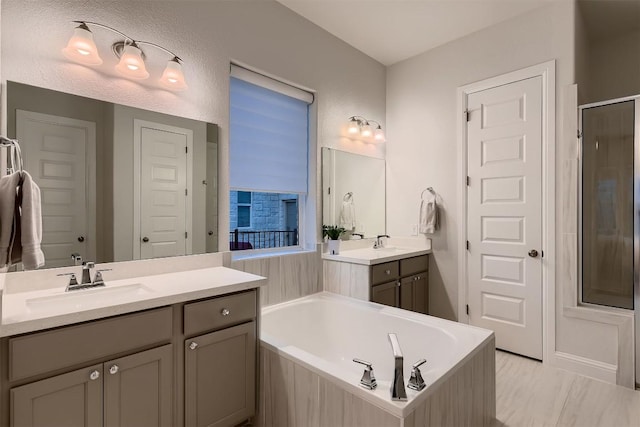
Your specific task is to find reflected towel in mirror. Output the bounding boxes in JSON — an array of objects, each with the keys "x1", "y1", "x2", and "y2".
[{"x1": 339, "y1": 192, "x2": 356, "y2": 230}]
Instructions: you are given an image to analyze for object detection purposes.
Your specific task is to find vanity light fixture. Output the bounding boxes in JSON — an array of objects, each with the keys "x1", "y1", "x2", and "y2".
[
  {"x1": 63, "y1": 21, "x2": 188, "y2": 91},
  {"x1": 347, "y1": 116, "x2": 386, "y2": 142}
]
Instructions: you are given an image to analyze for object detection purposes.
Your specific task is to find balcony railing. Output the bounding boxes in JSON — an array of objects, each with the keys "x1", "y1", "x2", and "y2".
[{"x1": 229, "y1": 229, "x2": 298, "y2": 251}]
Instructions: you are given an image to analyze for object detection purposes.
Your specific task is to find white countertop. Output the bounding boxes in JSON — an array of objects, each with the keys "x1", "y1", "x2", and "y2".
[
  {"x1": 1, "y1": 266, "x2": 266, "y2": 337},
  {"x1": 322, "y1": 246, "x2": 431, "y2": 265}
]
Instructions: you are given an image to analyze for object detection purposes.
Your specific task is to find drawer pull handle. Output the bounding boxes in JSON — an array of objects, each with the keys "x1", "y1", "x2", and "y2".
[
  {"x1": 89, "y1": 370, "x2": 100, "y2": 381},
  {"x1": 109, "y1": 365, "x2": 119, "y2": 375},
  {"x1": 189, "y1": 342, "x2": 198, "y2": 350},
  {"x1": 221, "y1": 308, "x2": 230, "y2": 316},
  {"x1": 385, "y1": 270, "x2": 391, "y2": 275}
]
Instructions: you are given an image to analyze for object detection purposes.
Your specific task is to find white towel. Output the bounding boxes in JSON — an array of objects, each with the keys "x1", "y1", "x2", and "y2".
[
  {"x1": 0, "y1": 172, "x2": 21, "y2": 267},
  {"x1": 339, "y1": 194, "x2": 356, "y2": 230},
  {"x1": 14, "y1": 171, "x2": 45, "y2": 269},
  {"x1": 0, "y1": 171, "x2": 45, "y2": 270},
  {"x1": 419, "y1": 196, "x2": 439, "y2": 234}
]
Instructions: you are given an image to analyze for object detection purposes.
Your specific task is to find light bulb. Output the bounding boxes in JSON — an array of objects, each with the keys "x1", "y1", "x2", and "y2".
[
  {"x1": 347, "y1": 119, "x2": 360, "y2": 134},
  {"x1": 374, "y1": 127, "x2": 385, "y2": 142},
  {"x1": 361, "y1": 123, "x2": 373, "y2": 138},
  {"x1": 115, "y1": 44, "x2": 149, "y2": 80},
  {"x1": 62, "y1": 24, "x2": 103, "y2": 66},
  {"x1": 160, "y1": 57, "x2": 188, "y2": 91}
]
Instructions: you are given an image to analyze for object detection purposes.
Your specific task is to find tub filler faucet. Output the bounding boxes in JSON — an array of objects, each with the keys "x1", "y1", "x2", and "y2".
[{"x1": 388, "y1": 333, "x2": 407, "y2": 401}]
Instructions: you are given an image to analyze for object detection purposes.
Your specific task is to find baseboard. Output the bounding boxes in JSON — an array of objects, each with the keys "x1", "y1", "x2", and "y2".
[{"x1": 553, "y1": 351, "x2": 617, "y2": 384}]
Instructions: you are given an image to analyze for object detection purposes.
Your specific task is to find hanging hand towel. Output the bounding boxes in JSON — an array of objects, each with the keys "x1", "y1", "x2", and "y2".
[
  {"x1": 12, "y1": 171, "x2": 45, "y2": 270},
  {"x1": 0, "y1": 172, "x2": 21, "y2": 267},
  {"x1": 339, "y1": 193, "x2": 356, "y2": 230},
  {"x1": 419, "y1": 194, "x2": 439, "y2": 234}
]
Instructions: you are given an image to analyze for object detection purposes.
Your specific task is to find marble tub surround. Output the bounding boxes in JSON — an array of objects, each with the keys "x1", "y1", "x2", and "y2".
[
  {"x1": 323, "y1": 237, "x2": 432, "y2": 265},
  {"x1": 259, "y1": 293, "x2": 495, "y2": 425},
  {"x1": 231, "y1": 247, "x2": 321, "y2": 307},
  {"x1": 1, "y1": 265, "x2": 265, "y2": 337}
]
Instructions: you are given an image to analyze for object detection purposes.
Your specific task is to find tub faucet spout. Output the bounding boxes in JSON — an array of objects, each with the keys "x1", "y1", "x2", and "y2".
[{"x1": 388, "y1": 333, "x2": 407, "y2": 401}]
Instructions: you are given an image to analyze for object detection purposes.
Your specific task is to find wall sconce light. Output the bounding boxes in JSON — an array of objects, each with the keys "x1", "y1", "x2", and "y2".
[
  {"x1": 63, "y1": 21, "x2": 188, "y2": 91},
  {"x1": 347, "y1": 116, "x2": 386, "y2": 142}
]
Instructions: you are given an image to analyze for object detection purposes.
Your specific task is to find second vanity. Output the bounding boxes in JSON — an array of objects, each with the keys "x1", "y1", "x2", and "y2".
[
  {"x1": 0, "y1": 257, "x2": 265, "y2": 427},
  {"x1": 322, "y1": 239, "x2": 431, "y2": 314}
]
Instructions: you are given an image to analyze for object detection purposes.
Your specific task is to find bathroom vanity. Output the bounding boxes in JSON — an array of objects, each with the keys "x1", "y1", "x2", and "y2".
[
  {"x1": 323, "y1": 243, "x2": 431, "y2": 314},
  {"x1": 0, "y1": 265, "x2": 265, "y2": 427}
]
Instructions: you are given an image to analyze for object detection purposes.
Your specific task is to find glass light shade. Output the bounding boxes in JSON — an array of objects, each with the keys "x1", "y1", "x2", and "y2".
[
  {"x1": 160, "y1": 58, "x2": 188, "y2": 91},
  {"x1": 374, "y1": 127, "x2": 386, "y2": 142},
  {"x1": 361, "y1": 123, "x2": 373, "y2": 138},
  {"x1": 115, "y1": 45, "x2": 149, "y2": 79},
  {"x1": 347, "y1": 119, "x2": 360, "y2": 134},
  {"x1": 62, "y1": 26, "x2": 103, "y2": 65}
]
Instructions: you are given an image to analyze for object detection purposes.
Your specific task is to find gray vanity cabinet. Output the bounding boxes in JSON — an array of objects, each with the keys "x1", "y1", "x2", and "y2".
[
  {"x1": 183, "y1": 290, "x2": 257, "y2": 427},
  {"x1": 370, "y1": 255, "x2": 429, "y2": 314},
  {"x1": 11, "y1": 364, "x2": 104, "y2": 427}
]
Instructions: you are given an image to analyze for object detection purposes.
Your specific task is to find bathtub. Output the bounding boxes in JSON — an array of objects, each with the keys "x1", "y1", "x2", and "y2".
[{"x1": 259, "y1": 292, "x2": 495, "y2": 426}]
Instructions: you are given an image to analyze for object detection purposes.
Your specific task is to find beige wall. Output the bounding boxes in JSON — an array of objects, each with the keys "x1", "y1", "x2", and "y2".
[{"x1": 586, "y1": 29, "x2": 640, "y2": 103}]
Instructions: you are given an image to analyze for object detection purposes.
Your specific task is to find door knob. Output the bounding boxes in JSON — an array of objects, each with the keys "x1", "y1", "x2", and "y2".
[
  {"x1": 528, "y1": 249, "x2": 539, "y2": 258},
  {"x1": 208, "y1": 231, "x2": 214, "y2": 236},
  {"x1": 142, "y1": 237, "x2": 149, "y2": 243},
  {"x1": 78, "y1": 236, "x2": 85, "y2": 242}
]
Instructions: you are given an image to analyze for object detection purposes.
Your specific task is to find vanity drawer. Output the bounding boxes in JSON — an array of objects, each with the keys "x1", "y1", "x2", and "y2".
[
  {"x1": 184, "y1": 290, "x2": 256, "y2": 336},
  {"x1": 400, "y1": 255, "x2": 429, "y2": 277},
  {"x1": 371, "y1": 261, "x2": 400, "y2": 285},
  {"x1": 9, "y1": 306, "x2": 173, "y2": 382}
]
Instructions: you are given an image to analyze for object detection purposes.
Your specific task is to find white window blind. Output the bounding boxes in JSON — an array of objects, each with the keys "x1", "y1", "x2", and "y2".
[{"x1": 230, "y1": 69, "x2": 311, "y2": 195}]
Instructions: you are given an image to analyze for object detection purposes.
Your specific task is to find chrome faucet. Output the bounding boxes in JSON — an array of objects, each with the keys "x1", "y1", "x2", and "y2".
[
  {"x1": 388, "y1": 333, "x2": 407, "y2": 401},
  {"x1": 374, "y1": 234, "x2": 390, "y2": 249},
  {"x1": 81, "y1": 262, "x2": 95, "y2": 284}
]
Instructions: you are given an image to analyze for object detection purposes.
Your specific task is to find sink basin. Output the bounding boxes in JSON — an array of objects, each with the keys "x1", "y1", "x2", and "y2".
[
  {"x1": 26, "y1": 283, "x2": 154, "y2": 314},
  {"x1": 374, "y1": 246, "x2": 406, "y2": 253}
]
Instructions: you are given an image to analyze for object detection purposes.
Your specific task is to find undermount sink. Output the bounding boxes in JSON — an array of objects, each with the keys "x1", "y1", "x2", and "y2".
[
  {"x1": 26, "y1": 283, "x2": 154, "y2": 314},
  {"x1": 374, "y1": 246, "x2": 406, "y2": 253}
]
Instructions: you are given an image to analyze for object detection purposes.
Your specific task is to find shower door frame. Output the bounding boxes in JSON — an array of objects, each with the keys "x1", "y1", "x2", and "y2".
[{"x1": 577, "y1": 94, "x2": 640, "y2": 385}]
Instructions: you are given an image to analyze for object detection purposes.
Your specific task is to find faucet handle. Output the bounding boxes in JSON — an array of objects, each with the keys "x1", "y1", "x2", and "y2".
[
  {"x1": 353, "y1": 358, "x2": 377, "y2": 390},
  {"x1": 408, "y1": 359, "x2": 427, "y2": 391},
  {"x1": 57, "y1": 272, "x2": 78, "y2": 286}
]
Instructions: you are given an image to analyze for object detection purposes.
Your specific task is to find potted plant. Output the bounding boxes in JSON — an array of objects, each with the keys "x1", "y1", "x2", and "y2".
[{"x1": 323, "y1": 225, "x2": 346, "y2": 255}]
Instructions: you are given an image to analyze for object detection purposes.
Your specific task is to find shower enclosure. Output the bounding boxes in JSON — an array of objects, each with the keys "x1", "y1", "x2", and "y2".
[{"x1": 579, "y1": 95, "x2": 639, "y2": 384}]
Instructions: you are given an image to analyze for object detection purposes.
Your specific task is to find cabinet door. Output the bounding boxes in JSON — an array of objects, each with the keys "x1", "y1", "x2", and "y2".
[
  {"x1": 413, "y1": 273, "x2": 429, "y2": 314},
  {"x1": 11, "y1": 364, "x2": 103, "y2": 427},
  {"x1": 400, "y1": 276, "x2": 414, "y2": 311},
  {"x1": 371, "y1": 281, "x2": 398, "y2": 307},
  {"x1": 185, "y1": 321, "x2": 256, "y2": 427},
  {"x1": 104, "y1": 344, "x2": 173, "y2": 427}
]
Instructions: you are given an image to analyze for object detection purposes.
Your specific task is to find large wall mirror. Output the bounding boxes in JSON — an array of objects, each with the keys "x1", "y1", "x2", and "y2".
[
  {"x1": 6, "y1": 81, "x2": 218, "y2": 268},
  {"x1": 321, "y1": 147, "x2": 385, "y2": 238}
]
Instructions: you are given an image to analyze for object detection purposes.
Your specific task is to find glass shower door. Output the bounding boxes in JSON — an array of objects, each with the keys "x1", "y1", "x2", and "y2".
[{"x1": 581, "y1": 100, "x2": 635, "y2": 310}]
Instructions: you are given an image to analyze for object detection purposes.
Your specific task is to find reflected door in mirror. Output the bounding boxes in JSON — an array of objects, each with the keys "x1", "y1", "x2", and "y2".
[
  {"x1": 17, "y1": 110, "x2": 96, "y2": 268},
  {"x1": 137, "y1": 122, "x2": 192, "y2": 259}
]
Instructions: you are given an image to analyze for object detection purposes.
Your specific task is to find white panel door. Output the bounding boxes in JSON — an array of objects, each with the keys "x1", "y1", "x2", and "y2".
[
  {"x1": 138, "y1": 124, "x2": 191, "y2": 259},
  {"x1": 17, "y1": 110, "x2": 96, "y2": 268},
  {"x1": 467, "y1": 76, "x2": 543, "y2": 360}
]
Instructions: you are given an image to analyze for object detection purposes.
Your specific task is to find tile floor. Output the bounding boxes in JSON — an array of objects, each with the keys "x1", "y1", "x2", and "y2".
[{"x1": 496, "y1": 351, "x2": 640, "y2": 426}]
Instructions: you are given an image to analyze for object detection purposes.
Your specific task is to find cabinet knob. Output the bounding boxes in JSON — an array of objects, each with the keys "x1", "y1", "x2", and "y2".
[
  {"x1": 189, "y1": 342, "x2": 198, "y2": 350},
  {"x1": 109, "y1": 365, "x2": 119, "y2": 375},
  {"x1": 89, "y1": 370, "x2": 100, "y2": 381},
  {"x1": 221, "y1": 308, "x2": 230, "y2": 316},
  {"x1": 385, "y1": 270, "x2": 391, "y2": 275}
]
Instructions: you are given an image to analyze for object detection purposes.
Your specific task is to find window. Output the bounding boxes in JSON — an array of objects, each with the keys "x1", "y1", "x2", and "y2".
[
  {"x1": 236, "y1": 191, "x2": 252, "y2": 228},
  {"x1": 229, "y1": 65, "x2": 313, "y2": 252}
]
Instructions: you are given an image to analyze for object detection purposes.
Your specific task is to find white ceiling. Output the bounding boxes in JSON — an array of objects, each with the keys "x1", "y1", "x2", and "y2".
[{"x1": 276, "y1": 0, "x2": 554, "y2": 65}]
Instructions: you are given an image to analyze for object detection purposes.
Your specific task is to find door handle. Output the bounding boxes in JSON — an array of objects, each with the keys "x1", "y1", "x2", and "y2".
[
  {"x1": 528, "y1": 249, "x2": 539, "y2": 258},
  {"x1": 142, "y1": 237, "x2": 149, "y2": 243}
]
